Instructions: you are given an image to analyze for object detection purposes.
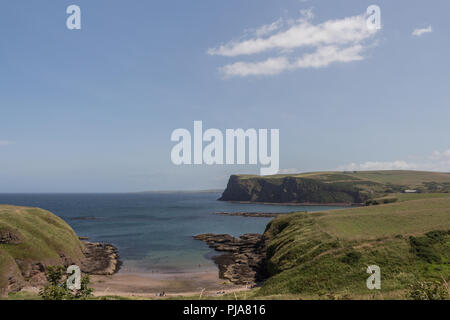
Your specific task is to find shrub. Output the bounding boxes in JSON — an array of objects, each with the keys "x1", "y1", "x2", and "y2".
[
  {"x1": 39, "y1": 266, "x2": 93, "y2": 300},
  {"x1": 340, "y1": 251, "x2": 362, "y2": 265},
  {"x1": 425, "y1": 230, "x2": 449, "y2": 244},
  {"x1": 409, "y1": 236, "x2": 441, "y2": 263},
  {"x1": 406, "y1": 280, "x2": 449, "y2": 300}
]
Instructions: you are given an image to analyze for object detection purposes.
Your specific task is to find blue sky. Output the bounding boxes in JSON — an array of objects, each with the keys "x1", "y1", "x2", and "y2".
[{"x1": 1, "y1": 0, "x2": 449, "y2": 192}]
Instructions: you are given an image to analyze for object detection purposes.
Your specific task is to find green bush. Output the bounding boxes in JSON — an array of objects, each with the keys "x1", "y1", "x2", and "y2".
[
  {"x1": 340, "y1": 251, "x2": 362, "y2": 265},
  {"x1": 406, "y1": 280, "x2": 449, "y2": 300},
  {"x1": 39, "y1": 266, "x2": 93, "y2": 300},
  {"x1": 409, "y1": 231, "x2": 449, "y2": 263},
  {"x1": 425, "y1": 230, "x2": 449, "y2": 243}
]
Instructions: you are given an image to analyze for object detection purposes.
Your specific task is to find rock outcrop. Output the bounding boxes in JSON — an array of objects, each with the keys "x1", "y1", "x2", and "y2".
[
  {"x1": 214, "y1": 212, "x2": 283, "y2": 218},
  {"x1": 1, "y1": 241, "x2": 121, "y2": 297},
  {"x1": 219, "y1": 175, "x2": 369, "y2": 204},
  {"x1": 0, "y1": 229, "x2": 23, "y2": 244},
  {"x1": 81, "y1": 241, "x2": 121, "y2": 275},
  {"x1": 1, "y1": 205, "x2": 124, "y2": 297},
  {"x1": 194, "y1": 233, "x2": 269, "y2": 285}
]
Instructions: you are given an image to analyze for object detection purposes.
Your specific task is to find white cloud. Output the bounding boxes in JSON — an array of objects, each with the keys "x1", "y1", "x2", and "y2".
[
  {"x1": 299, "y1": 8, "x2": 315, "y2": 22},
  {"x1": 295, "y1": 44, "x2": 364, "y2": 68},
  {"x1": 412, "y1": 25, "x2": 432, "y2": 37},
  {"x1": 0, "y1": 140, "x2": 14, "y2": 146},
  {"x1": 221, "y1": 45, "x2": 365, "y2": 77},
  {"x1": 209, "y1": 9, "x2": 380, "y2": 77},
  {"x1": 209, "y1": 13, "x2": 376, "y2": 57},
  {"x1": 253, "y1": 18, "x2": 283, "y2": 37},
  {"x1": 338, "y1": 149, "x2": 450, "y2": 172},
  {"x1": 221, "y1": 57, "x2": 290, "y2": 77},
  {"x1": 338, "y1": 161, "x2": 418, "y2": 171},
  {"x1": 429, "y1": 150, "x2": 450, "y2": 160}
]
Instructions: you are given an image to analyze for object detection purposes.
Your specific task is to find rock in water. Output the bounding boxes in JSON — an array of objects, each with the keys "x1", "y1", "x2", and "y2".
[
  {"x1": 81, "y1": 241, "x2": 122, "y2": 275},
  {"x1": 193, "y1": 233, "x2": 269, "y2": 285},
  {"x1": 214, "y1": 212, "x2": 282, "y2": 218}
]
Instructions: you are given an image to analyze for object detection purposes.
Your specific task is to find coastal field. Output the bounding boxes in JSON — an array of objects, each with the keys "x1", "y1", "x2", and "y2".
[
  {"x1": 255, "y1": 194, "x2": 450, "y2": 299},
  {"x1": 220, "y1": 170, "x2": 450, "y2": 204},
  {"x1": 166, "y1": 193, "x2": 450, "y2": 300},
  {"x1": 2, "y1": 176, "x2": 450, "y2": 300},
  {"x1": 236, "y1": 170, "x2": 450, "y2": 186},
  {"x1": 0, "y1": 193, "x2": 323, "y2": 299}
]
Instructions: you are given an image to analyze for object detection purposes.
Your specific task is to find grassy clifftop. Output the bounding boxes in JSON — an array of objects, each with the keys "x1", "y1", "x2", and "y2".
[
  {"x1": 0, "y1": 205, "x2": 85, "y2": 295},
  {"x1": 257, "y1": 194, "x2": 450, "y2": 298},
  {"x1": 219, "y1": 170, "x2": 450, "y2": 204}
]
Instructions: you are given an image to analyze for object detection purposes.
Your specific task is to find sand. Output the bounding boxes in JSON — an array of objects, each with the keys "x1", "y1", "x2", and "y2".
[{"x1": 90, "y1": 270, "x2": 249, "y2": 298}]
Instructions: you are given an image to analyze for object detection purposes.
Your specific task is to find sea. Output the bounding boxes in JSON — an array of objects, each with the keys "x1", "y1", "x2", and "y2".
[{"x1": 0, "y1": 192, "x2": 341, "y2": 274}]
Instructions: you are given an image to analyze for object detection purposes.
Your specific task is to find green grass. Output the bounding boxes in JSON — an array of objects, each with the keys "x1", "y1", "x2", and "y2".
[
  {"x1": 338, "y1": 170, "x2": 450, "y2": 186},
  {"x1": 376, "y1": 192, "x2": 450, "y2": 203},
  {"x1": 0, "y1": 205, "x2": 85, "y2": 295},
  {"x1": 317, "y1": 197, "x2": 450, "y2": 240},
  {"x1": 257, "y1": 196, "x2": 450, "y2": 298},
  {"x1": 4, "y1": 291, "x2": 42, "y2": 300},
  {"x1": 237, "y1": 170, "x2": 450, "y2": 185}
]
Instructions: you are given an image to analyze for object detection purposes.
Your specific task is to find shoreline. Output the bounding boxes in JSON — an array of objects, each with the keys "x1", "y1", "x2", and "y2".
[
  {"x1": 89, "y1": 271, "x2": 249, "y2": 298},
  {"x1": 78, "y1": 199, "x2": 348, "y2": 296},
  {"x1": 79, "y1": 238, "x2": 254, "y2": 297},
  {"x1": 213, "y1": 211, "x2": 283, "y2": 218},
  {"x1": 222, "y1": 200, "x2": 360, "y2": 207},
  {"x1": 80, "y1": 199, "x2": 336, "y2": 297}
]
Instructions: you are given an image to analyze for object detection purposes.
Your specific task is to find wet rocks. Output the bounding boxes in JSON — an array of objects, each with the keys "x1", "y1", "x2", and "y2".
[
  {"x1": 214, "y1": 212, "x2": 281, "y2": 218},
  {"x1": 80, "y1": 241, "x2": 122, "y2": 275},
  {"x1": 193, "y1": 233, "x2": 269, "y2": 285}
]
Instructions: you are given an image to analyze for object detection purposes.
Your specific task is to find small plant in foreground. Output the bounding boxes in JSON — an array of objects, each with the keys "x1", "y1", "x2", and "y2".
[
  {"x1": 39, "y1": 266, "x2": 93, "y2": 300},
  {"x1": 406, "y1": 279, "x2": 449, "y2": 300}
]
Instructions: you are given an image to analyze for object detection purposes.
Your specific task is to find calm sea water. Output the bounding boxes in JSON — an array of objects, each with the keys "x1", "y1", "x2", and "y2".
[{"x1": 0, "y1": 192, "x2": 341, "y2": 273}]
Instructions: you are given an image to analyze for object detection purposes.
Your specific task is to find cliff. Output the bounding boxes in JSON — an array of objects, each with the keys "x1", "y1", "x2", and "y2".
[
  {"x1": 0, "y1": 205, "x2": 120, "y2": 297},
  {"x1": 219, "y1": 174, "x2": 370, "y2": 204},
  {"x1": 218, "y1": 171, "x2": 450, "y2": 204}
]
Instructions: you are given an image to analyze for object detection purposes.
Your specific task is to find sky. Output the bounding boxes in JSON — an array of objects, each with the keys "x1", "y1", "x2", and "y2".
[{"x1": 0, "y1": 0, "x2": 449, "y2": 192}]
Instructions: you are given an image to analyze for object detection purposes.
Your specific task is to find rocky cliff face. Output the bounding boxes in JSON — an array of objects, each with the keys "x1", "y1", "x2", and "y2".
[
  {"x1": 219, "y1": 175, "x2": 368, "y2": 204},
  {"x1": 193, "y1": 233, "x2": 269, "y2": 285},
  {"x1": 0, "y1": 205, "x2": 121, "y2": 297}
]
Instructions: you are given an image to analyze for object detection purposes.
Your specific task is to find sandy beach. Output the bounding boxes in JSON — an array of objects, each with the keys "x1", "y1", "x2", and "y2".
[{"x1": 90, "y1": 271, "x2": 249, "y2": 298}]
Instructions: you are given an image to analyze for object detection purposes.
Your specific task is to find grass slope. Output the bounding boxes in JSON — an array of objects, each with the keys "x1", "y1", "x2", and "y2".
[
  {"x1": 240, "y1": 170, "x2": 450, "y2": 186},
  {"x1": 258, "y1": 194, "x2": 450, "y2": 298},
  {"x1": 240, "y1": 170, "x2": 450, "y2": 192},
  {"x1": 0, "y1": 205, "x2": 84, "y2": 294}
]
